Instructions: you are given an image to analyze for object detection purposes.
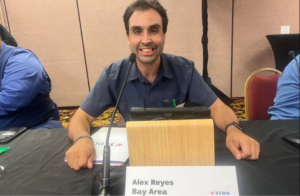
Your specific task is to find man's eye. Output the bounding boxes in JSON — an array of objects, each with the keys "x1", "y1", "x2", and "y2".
[
  {"x1": 150, "y1": 29, "x2": 158, "y2": 34},
  {"x1": 134, "y1": 29, "x2": 141, "y2": 34}
]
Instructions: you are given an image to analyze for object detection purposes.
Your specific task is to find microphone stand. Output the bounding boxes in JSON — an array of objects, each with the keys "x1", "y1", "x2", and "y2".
[{"x1": 92, "y1": 53, "x2": 136, "y2": 196}]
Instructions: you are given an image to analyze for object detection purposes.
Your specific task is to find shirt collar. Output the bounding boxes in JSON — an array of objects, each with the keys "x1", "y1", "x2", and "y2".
[
  {"x1": 127, "y1": 61, "x2": 140, "y2": 81},
  {"x1": 127, "y1": 54, "x2": 173, "y2": 82}
]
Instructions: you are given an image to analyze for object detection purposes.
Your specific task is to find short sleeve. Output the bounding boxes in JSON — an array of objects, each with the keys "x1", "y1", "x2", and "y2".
[
  {"x1": 80, "y1": 67, "x2": 114, "y2": 118},
  {"x1": 188, "y1": 67, "x2": 218, "y2": 107}
]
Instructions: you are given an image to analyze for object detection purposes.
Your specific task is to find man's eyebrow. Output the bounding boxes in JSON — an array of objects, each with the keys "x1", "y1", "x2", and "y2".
[
  {"x1": 130, "y1": 24, "x2": 161, "y2": 30},
  {"x1": 149, "y1": 24, "x2": 161, "y2": 29},
  {"x1": 131, "y1": 26, "x2": 142, "y2": 30}
]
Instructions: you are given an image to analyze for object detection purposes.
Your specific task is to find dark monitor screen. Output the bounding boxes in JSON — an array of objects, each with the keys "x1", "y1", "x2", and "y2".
[{"x1": 129, "y1": 107, "x2": 211, "y2": 121}]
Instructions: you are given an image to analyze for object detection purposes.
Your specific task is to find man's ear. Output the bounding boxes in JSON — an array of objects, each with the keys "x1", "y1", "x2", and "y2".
[
  {"x1": 126, "y1": 33, "x2": 130, "y2": 45},
  {"x1": 163, "y1": 33, "x2": 166, "y2": 44}
]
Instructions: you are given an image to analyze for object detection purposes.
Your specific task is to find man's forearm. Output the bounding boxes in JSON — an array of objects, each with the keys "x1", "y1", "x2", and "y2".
[
  {"x1": 68, "y1": 117, "x2": 91, "y2": 141},
  {"x1": 216, "y1": 107, "x2": 238, "y2": 133},
  {"x1": 210, "y1": 99, "x2": 239, "y2": 133},
  {"x1": 68, "y1": 109, "x2": 95, "y2": 141},
  {"x1": 210, "y1": 99, "x2": 260, "y2": 160}
]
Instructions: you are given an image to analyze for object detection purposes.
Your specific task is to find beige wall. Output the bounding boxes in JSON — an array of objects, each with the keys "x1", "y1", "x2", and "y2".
[
  {"x1": 4, "y1": 0, "x2": 89, "y2": 106},
  {"x1": 232, "y1": 0, "x2": 299, "y2": 97},
  {"x1": 1, "y1": 0, "x2": 299, "y2": 106},
  {"x1": 0, "y1": 0, "x2": 7, "y2": 26},
  {"x1": 162, "y1": 0, "x2": 232, "y2": 97},
  {"x1": 78, "y1": 0, "x2": 132, "y2": 89}
]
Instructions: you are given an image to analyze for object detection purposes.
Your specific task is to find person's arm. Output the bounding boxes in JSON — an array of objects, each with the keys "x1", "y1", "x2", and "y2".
[
  {"x1": 268, "y1": 55, "x2": 300, "y2": 120},
  {"x1": 66, "y1": 67, "x2": 114, "y2": 170},
  {"x1": 66, "y1": 108, "x2": 96, "y2": 171},
  {"x1": 187, "y1": 66, "x2": 260, "y2": 160},
  {"x1": 0, "y1": 50, "x2": 42, "y2": 115},
  {"x1": 210, "y1": 98, "x2": 260, "y2": 160}
]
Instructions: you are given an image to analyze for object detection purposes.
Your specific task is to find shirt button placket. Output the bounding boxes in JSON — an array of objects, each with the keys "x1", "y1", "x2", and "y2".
[{"x1": 149, "y1": 89, "x2": 156, "y2": 107}]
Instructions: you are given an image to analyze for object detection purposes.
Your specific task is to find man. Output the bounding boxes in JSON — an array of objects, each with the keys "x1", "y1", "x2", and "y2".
[
  {"x1": 0, "y1": 37, "x2": 62, "y2": 130},
  {"x1": 268, "y1": 54, "x2": 300, "y2": 119},
  {"x1": 66, "y1": 0, "x2": 260, "y2": 171}
]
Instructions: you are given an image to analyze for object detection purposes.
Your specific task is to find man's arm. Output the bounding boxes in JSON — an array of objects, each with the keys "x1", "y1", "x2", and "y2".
[
  {"x1": 0, "y1": 50, "x2": 42, "y2": 115},
  {"x1": 66, "y1": 67, "x2": 114, "y2": 171},
  {"x1": 268, "y1": 55, "x2": 300, "y2": 120},
  {"x1": 66, "y1": 108, "x2": 96, "y2": 171},
  {"x1": 186, "y1": 67, "x2": 260, "y2": 160},
  {"x1": 210, "y1": 98, "x2": 260, "y2": 160}
]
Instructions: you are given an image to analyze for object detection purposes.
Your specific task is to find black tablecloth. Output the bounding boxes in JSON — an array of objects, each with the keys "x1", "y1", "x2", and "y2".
[{"x1": 0, "y1": 120, "x2": 299, "y2": 195}]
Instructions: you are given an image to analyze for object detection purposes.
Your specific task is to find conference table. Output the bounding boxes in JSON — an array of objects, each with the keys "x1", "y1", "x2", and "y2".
[{"x1": 0, "y1": 119, "x2": 299, "y2": 195}]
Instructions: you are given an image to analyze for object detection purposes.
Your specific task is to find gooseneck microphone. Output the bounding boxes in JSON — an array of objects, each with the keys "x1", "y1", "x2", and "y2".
[
  {"x1": 288, "y1": 50, "x2": 300, "y2": 76},
  {"x1": 96, "y1": 53, "x2": 136, "y2": 196}
]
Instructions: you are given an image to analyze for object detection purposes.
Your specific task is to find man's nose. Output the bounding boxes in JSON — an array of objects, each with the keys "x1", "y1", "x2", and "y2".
[{"x1": 141, "y1": 32, "x2": 151, "y2": 44}]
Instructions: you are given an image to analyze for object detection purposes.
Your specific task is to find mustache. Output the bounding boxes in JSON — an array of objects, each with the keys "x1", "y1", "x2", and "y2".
[{"x1": 138, "y1": 43, "x2": 157, "y2": 49}]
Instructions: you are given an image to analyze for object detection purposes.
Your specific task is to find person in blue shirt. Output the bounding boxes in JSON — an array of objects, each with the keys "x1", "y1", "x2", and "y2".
[
  {"x1": 66, "y1": 0, "x2": 260, "y2": 171},
  {"x1": 268, "y1": 55, "x2": 300, "y2": 120},
  {"x1": 0, "y1": 37, "x2": 62, "y2": 130}
]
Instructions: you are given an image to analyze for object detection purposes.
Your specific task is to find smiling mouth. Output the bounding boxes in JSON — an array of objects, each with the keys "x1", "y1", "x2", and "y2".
[{"x1": 139, "y1": 48, "x2": 155, "y2": 52}]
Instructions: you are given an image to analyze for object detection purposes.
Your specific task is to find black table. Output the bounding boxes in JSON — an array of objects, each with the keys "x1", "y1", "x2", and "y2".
[{"x1": 0, "y1": 120, "x2": 299, "y2": 195}]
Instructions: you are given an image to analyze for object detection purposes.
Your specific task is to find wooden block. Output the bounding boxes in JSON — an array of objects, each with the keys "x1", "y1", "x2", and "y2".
[{"x1": 126, "y1": 119, "x2": 215, "y2": 166}]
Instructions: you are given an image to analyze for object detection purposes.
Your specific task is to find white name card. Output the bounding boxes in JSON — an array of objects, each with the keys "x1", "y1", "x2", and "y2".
[{"x1": 125, "y1": 166, "x2": 239, "y2": 196}]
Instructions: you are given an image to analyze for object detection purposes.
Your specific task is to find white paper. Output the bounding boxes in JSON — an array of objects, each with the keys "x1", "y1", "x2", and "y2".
[
  {"x1": 176, "y1": 102, "x2": 185, "y2": 108},
  {"x1": 125, "y1": 166, "x2": 239, "y2": 196},
  {"x1": 281, "y1": 26, "x2": 290, "y2": 34},
  {"x1": 2, "y1": 131, "x2": 15, "y2": 136},
  {"x1": 92, "y1": 127, "x2": 128, "y2": 166},
  {"x1": 64, "y1": 127, "x2": 128, "y2": 166}
]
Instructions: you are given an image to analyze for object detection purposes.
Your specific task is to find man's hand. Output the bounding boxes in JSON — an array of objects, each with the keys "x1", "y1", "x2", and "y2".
[
  {"x1": 210, "y1": 98, "x2": 260, "y2": 160},
  {"x1": 65, "y1": 138, "x2": 96, "y2": 171},
  {"x1": 226, "y1": 127, "x2": 260, "y2": 160},
  {"x1": 66, "y1": 108, "x2": 96, "y2": 171}
]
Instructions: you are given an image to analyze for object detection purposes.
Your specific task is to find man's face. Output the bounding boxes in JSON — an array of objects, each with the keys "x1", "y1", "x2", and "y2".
[{"x1": 127, "y1": 9, "x2": 166, "y2": 66}]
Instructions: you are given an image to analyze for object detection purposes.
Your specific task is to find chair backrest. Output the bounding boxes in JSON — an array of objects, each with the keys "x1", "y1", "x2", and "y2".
[{"x1": 244, "y1": 68, "x2": 282, "y2": 120}]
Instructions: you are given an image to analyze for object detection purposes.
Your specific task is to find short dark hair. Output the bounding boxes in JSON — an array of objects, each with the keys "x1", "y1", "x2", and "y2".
[{"x1": 123, "y1": 0, "x2": 168, "y2": 35}]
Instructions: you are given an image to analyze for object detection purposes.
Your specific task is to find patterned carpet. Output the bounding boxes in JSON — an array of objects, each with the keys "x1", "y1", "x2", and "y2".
[
  {"x1": 59, "y1": 99, "x2": 245, "y2": 129},
  {"x1": 230, "y1": 98, "x2": 246, "y2": 121},
  {"x1": 59, "y1": 107, "x2": 122, "y2": 129}
]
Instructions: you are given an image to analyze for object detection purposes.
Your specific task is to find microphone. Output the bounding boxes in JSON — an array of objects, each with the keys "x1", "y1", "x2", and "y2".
[
  {"x1": 94, "y1": 53, "x2": 136, "y2": 196},
  {"x1": 288, "y1": 50, "x2": 300, "y2": 76},
  {"x1": 288, "y1": 50, "x2": 295, "y2": 57}
]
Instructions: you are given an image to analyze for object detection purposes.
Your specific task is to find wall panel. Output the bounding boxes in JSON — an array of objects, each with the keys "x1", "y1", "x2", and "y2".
[
  {"x1": 78, "y1": 0, "x2": 132, "y2": 89},
  {"x1": 6, "y1": 0, "x2": 89, "y2": 106},
  {"x1": 162, "y1": 0, "x2": 232, "y2": 97},
  {"x1": 232, "y1": 0, "x2": 299, "y2": 97},
  {"x1": 5, "y1": 0, "x2": 296, "y2": 103},
  {"x1": 0, "y1": 0, "x2": 9, "y2": 28}
]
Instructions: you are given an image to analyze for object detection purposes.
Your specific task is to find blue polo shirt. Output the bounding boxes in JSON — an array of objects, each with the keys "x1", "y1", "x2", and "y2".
[{"x1": 81, "y1": 53, "x2": 218, "y2": 121}]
